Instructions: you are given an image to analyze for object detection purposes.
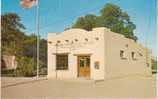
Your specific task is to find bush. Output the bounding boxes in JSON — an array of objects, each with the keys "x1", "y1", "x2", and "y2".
[
  {"x1": 16, "y1": 56, "x2": 36, "y2": 77},
  {"x1": 39, "y1": 61, "x2": 47, "y2": 75},
  {"x1": 151, "y1": 59, "x2": 157, "y2": 74},
  {"x1": 1, "y1": 69, "x2": 15, "y2": 77}
]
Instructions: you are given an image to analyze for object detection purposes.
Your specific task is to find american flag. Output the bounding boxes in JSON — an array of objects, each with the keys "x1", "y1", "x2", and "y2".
[{"x1": 20, "y1": 0, "x2": 38, "y2": 9}]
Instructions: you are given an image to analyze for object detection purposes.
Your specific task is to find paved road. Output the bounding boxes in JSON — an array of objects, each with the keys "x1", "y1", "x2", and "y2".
[{"x1": 1, "y1": 75, "x2": 156, "y2": 99}]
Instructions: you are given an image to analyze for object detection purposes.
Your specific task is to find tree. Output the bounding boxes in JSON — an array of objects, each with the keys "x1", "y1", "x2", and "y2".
[
  {"x1": 151, "y1": 58, "x2": 157, "y2": 72},
  {"x1": 1, "y1": 13, "x2": 25, "y2": 56},
  {"x1": 1, "y1": 13, "x2": 48, "y2": 76},
  {"x1": 23, "y1": 34, "x2": 37, "y2": 58},
  {"x1": 16, "y1": 56, "x2": 36, "y2": 77},
  {"x1": 72, "y1": 14, "x2": 97, "y2": 31},
  {"x1": 72, "y1": 3, "x2": 137, "y2": 41},
  {"x1": 39, "y1": 38, "x2": 47, "y2": 75}
]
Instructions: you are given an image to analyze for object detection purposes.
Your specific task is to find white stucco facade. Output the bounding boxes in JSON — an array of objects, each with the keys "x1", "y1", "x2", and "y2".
[{"x1": 47, "y1": 27, "x2": 152, "y2": 80}]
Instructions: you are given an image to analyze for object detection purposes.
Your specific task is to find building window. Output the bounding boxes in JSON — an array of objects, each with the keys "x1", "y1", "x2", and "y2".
[
  {"x1": 131, "y1": 52, "x2": 136, "y2": 60},
  {"x1": 56, "y1": 54, "x2": 68, "y2": 70},
  {"x1": 146, "y1": 63, "x2": 150, "y2": 67},
  {"x1": 120, "y1": 50, "x2": 126, "y2": 59}
]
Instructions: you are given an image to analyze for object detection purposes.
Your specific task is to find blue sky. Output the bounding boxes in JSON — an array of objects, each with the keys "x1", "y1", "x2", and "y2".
[{"x1": 2, "y1": 0, "x2": 157, "y2": 56}]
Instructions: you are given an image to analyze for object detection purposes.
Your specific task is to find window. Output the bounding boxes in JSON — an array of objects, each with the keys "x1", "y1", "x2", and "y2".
[
  {"x1": 146, "y1": 63, "x2": 149, "y2": 67},
  {"x1": 131, "y1": 52, "x2": 136, "y2": 60},
  {"x1": 120, "y1": 50, "x2": 126, "y2": 59},
  {"x1": 56, "y1": 54, "x2": 68, "y2": 70},
  {"x1": 86, "y1": 57, "x2": 90, "y2": 66},
  {"x1": 80, "y1": 59, "x2": 85, "y2": 67},
  {"x1": 79, "y1": 57, "x2": 90, "y2": 67}
]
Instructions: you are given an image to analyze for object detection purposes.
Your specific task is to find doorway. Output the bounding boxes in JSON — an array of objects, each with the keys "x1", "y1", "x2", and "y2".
[{"x1": 77, "y1": 56, "x2": 90, "y2": 77}]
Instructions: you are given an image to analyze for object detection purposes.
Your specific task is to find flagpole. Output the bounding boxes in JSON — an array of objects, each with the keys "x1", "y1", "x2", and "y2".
[{"x1": 36, "y1": 0, "x2": 39, "y2": 78}]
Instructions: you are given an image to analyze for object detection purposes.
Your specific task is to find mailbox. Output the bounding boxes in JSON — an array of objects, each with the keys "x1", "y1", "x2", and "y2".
[{"x1": 94, "y1": 61, "x2": 99, "y2": 69}]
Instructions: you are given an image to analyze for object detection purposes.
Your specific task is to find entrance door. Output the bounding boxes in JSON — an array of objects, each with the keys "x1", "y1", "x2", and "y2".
[{"x1": 78, "y1": 56, "x2": 90, "y2": 77}]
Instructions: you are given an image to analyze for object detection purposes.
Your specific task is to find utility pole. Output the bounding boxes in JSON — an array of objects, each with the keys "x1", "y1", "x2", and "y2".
[
  {"x1": 14, "y1": 40, "x2": 16, "y2": 77},
  {"x1": 36, "y1": 0, "x2": 39, "y2": 78},
  {"x1": 20, "y1": 0, "x2": 40, "y2": 78},
  {"x1": 55, "y1": 42, "x2": 58, "y2": 79}
]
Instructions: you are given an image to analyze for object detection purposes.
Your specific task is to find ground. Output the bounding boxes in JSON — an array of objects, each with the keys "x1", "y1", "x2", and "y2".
[{"x1": 1, "y1": 75, "x2": 156, "y2": 99}]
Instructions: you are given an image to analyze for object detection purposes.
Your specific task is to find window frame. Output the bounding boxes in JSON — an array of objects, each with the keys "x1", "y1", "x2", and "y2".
[
  {"x1": 120, "y1": 50, "x2": 126, "y2": 60},
  {"x1": 131, "y1": 52, "x2": 137, "y2": 60},
  {"x1": 56, "y1": 54, "x2": 68, "y2": 70}
]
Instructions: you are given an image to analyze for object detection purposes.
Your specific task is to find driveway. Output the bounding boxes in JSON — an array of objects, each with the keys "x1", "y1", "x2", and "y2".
[{"x1": 1, "y1": 75, "x2": 156, "y2": 99}]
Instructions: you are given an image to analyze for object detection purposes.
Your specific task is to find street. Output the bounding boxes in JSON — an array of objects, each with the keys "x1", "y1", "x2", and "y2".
[{"x1": 1, "y1": 75, "x2": 156, "y2": 99}]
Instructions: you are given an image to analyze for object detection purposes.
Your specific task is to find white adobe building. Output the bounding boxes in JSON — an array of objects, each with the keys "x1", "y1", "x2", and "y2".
[{"x1": 47, "y1": 27, "x2": 151, "y2": 80}]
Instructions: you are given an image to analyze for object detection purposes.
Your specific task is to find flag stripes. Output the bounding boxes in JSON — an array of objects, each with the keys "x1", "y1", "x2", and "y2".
[{"x1": 20, "y1": 0, "x2": 38, "y2": 9}]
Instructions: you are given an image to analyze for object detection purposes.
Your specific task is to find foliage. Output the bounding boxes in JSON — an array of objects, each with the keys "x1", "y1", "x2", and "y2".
[
  {"x1": 72, "y1": 3, "x2": 137, "y2": 41},
  {"x1": 1, "y1": 69, "x2": 15, "y2": 77},
  {"x1": 72, "y1": 14, "x2": 97, "y2": 31},
  {"x1": 39, "y1": 39, "x2": 47, "y2": 75},
  {"x1": 23, "y1": 34, "x2": 37, "y2": 57},
  {"x1": 1, "y1": 13, "x2": 47, "y2": 76},
  {"x1": 151, "y1": 58, "x2": 157, "y2": 71},
  {"x1": 1, "y1": 13, "x2": 25, "y2": 56},
  {"x1": 16, "y1": 56, "x2": 36, "y2": 77}
]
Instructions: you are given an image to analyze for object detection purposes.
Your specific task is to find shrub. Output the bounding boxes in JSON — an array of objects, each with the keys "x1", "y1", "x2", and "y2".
[
  {"x1": 151, "y1": 58, "x2": 157, "y2": 74},
  {"x1": 16, "y1": 56, "x2": 36, "y2": 77}
]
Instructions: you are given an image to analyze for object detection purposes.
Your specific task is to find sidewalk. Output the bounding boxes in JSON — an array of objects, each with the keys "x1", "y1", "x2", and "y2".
[{"x1": 1, "y1": 77, "x2": 47, "y2": 88}]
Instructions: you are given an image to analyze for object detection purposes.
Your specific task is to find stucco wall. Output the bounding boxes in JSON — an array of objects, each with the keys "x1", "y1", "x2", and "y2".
[
  {"x1": 47, "y1": 27, "x2": 152, "y2": 80},
  {"x1": 47, "y1": 28, "x2": 106, "y2": 80},
  {"x1": 104, "y1": 29, "x2": 152, "y2": 79}
]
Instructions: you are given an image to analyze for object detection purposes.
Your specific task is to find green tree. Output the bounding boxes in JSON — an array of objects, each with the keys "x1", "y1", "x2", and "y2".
[
  {"x1": 72, "y1": 3, "x2": 137, "y2": 41},
  {"x1": 72, "y1": 14, "x2": 97, "y2": 31},
  {"x1": 151, "y1": 58, "x2": 157, "y2": 71},
  {"x1": 23, "y1": 34, "x2": 37, "y2": 58},
  {"x1": 1, "y1": 13, "x2": 25, "y2": 56},
  {"x1": 16, "y1": 56, "x2": 36, "y2": 77},
  {"x1": 1, "y1": 13, "x2": 48, "y2": 76},
  {"x1": 39, "y1": 38, "x2": 47, "y2": 75}
]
